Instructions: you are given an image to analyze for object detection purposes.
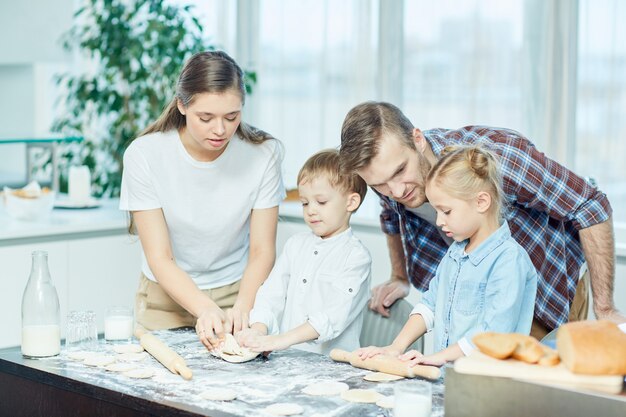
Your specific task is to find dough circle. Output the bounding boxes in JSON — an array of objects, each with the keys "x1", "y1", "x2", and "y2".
[
  {"x1": 211, "y1": 334, "x2": 260, "y2": 363},
  {"x1": 200, "y1": 388, "x2": 238, "y2": 401},
  {"x1": 123, "y1": 368, "x2": 154, "y2": 379},
  {"x1": 113, "y1": 344, "x2": 144, "y2": 354},
  {"x1": 363, "y1": 371, "x2": 404, "y2": 382},
  {"x1": 116, "y1": 352, "x2": 149, "y2": 362},
  {"x1": 302, "y1": 381, "x2": 349, "y2": 396},
  {"x1": 83, "y1": 355, "x2": 116, "y2": 367},
  {"x1": 66, "y1": 351, "x2": 96, "y2": 361},
  {"x1": 340, "y1": 389, "x2": 383, "y2": 403},
  {"x1": 263, "y1": 403, "x2": 304, "y2": 416},
  {"x1": 105, "y1": 362, "x2": 138, "y2": 373},
  {"x1": 376, "y1": 395, "x2": 395, "y2": 409}
]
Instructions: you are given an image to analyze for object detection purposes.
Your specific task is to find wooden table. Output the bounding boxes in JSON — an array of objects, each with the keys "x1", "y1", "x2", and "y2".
[{"x1": 0, "y1": 329, "x2": 445, "y2": 416}]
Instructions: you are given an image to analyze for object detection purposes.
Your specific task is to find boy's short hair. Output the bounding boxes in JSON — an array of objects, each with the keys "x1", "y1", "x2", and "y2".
[{"x1": 298, "y1": 149, "x2": 368, "y2": 209}]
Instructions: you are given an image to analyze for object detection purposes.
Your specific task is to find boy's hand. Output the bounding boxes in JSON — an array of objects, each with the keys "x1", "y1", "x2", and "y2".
[
  {"x1": 245, "y1": 334, "x2": 291, "y2": 353},
  {"x1": 235, "y1": 327, "x2": 264, "y2": 347},
  {"x1": 355, "y1": 345, "x2": 401, "y2": 360}
]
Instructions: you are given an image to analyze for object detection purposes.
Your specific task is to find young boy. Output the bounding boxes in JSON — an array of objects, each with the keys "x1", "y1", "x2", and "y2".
[{"x1": 237, "y1": 149, "x2": 372, "y2": 354}]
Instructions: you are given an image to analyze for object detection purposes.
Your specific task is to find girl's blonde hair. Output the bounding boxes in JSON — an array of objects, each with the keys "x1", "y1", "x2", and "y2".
[{"x1": 427, "y1": 145, "x2": 505, "y2": 221}]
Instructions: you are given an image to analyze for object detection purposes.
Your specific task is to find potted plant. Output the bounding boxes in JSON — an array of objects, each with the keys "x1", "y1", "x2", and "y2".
[{"x1": 51, "y1": 0, "x2": 255, "y2": 198}]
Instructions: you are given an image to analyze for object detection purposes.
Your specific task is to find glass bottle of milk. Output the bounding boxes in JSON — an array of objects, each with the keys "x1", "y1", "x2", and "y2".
[{"x1": 21, "y1": 250, "x2": 61, "y2": 358}]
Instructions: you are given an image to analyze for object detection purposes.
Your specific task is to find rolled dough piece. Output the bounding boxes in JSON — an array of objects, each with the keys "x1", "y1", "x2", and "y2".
[
  {"x1": 123, "y1": 368, "x2": 154, "y2": 379},
  {"x1": 263, "y1": 403, "x2": 304, "y2": 416},
  {"x1": 302, "y1": 381, "x2": 349, "y2": 396},
  {"x1": 116, "y1": 352, "x2": 149, "y2": 362},
  {"x1": 83, "y1": 355, "x2": 116, "y2": 367},
  {"x1": 113, "y1": 344, "x2": 144, "y2": 354},
  {"x1": 340, "y1": 389, "x2": 383, "y2": 403},
  {"x1": 105, "y1": 362, "x2": 138, "y2": 373},
  {"x1": 376, "y1": 395, "x2": 394, "y2": 409},
  {"x1": 210, "y1": 334, "x2": 260, "y2": 363},
  {"x1": 363, "y1": 371, "x2": 404, "y2": 382},
  {"x1": 66, "y1": 351, "x2": 97, "y2": 361},
  {"x1": 200, "y1": 388, "x2": 238, "y2": 401}
]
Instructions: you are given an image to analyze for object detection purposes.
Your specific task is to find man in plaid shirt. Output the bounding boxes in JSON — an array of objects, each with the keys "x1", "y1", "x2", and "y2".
[{"x1": 339, "y1": 101, "x2": 624, "y2": 338}]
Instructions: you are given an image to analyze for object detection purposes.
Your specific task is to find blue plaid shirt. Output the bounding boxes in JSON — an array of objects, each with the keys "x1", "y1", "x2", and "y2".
[{"x1": 379, "y1": 126, "x2": 612, "y2": 331}]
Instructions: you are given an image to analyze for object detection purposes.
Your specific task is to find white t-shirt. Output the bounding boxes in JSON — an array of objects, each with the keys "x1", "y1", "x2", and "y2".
[
  {"x1": 119, "y1": 130, "x2": 285, "y2": 289},
  {"x1": 249, "y1": 228, "x2": 372, "y2": 355}
]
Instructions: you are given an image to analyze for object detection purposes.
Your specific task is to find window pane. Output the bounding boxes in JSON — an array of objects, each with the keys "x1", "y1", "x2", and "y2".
[
  {"x1": 577, "y1": 0, "x2": 626, "y2": 223},
  {"x1": 402, "y1": 0, "x2": 524, "y2": 131}
]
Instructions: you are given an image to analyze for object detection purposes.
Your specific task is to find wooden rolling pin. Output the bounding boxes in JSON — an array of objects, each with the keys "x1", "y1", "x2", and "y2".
[
  {"x1": 330, "y1": 349, "x2": 441, "y2": 380},
  {"x1": 135, "y1": 327, "x2": 192, "y2": 380}
]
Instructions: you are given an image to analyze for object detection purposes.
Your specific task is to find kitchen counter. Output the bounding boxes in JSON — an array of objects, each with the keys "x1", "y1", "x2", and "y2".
[
  {"x1": 0, "y1": 329, "x2": 445, "y2": 416},
  {"x1": 0, "y1": 198, "x2": 127, "y2": 244}
]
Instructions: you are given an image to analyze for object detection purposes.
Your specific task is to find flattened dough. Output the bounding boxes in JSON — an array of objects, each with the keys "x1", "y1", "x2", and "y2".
[
  {"x1": 340, "y1": 389, "x2": 383, "y2": 403},
  {"x1": 376, "y1": 395, "x2": 394, "y2": 409},
  {"x1": 112, "y1": 344, "x2": 144, "y2": 354},
  {"x1": 363, "y1": 371, "x2": 404, "y2": 382},
  {"x1": 263, "y1": 403, "x2": 304, "y2": 415},
  {"x1": 302, "y1": 381, "x2": 349, "y2": 396},
  {"x1": 200, "y1": 388, "x2": 237, "y2": 401},
  {"x1": 123, "y1": 368, "x2": 154, "y2": 379},
  {"x1": 83, "y1": 355, "x2": 116, "y2": 367},
  {"x1": 105, "y1": 362, "x2": 138, "y2": 373},
  {"x1": 116, "y1": 352, "x2": 149, "y2": 362},
  {"x1": 210, "y1": 334, "x2": 260, "y2": 363}
]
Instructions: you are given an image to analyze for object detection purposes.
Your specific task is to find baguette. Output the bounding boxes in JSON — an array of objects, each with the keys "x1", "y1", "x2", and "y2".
[{"x1": 557, "y1": 320, "x2": 626, "y2": 375}]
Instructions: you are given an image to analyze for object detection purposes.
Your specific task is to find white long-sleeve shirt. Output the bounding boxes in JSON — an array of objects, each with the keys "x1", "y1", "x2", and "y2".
[{"x1": 249, "y1": 228, "x2": 371, "y2": 354}]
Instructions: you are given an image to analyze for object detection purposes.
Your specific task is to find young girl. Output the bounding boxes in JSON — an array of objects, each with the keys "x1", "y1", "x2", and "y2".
[
  {"x1": 236, "y1": 149, "x2": 371, "y2": 355},
  {"x1": 357, "y1": 145, "x2": 537, "y2": 366},
  {"x1": 120, "y1": 51, "x2": 284, "y2": 351}
]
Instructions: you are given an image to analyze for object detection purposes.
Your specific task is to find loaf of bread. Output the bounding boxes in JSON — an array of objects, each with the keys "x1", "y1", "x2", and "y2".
[
  {"x1": 473, "y1": 332, "x2": 518, "y2": 359},
  {"x1": 557, "y1": 320, "x2": 626, "y2": 375},
  {"x1": 511, "y1": 336, "x2": 544, "y2": 364}
]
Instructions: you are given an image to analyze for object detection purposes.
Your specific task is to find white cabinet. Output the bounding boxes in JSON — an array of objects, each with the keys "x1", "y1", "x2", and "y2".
[{"x1": 0, "y1": 235, "x2": 140, "y2": 348}]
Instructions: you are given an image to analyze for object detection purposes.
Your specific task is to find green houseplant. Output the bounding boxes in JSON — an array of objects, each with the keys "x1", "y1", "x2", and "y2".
[{"x1": 51, "y1": 0, "x2": 255, "y2": 197}]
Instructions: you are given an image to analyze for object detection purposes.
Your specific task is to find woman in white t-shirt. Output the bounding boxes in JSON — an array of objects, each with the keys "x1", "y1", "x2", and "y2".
[{"x1": 120, "y1": 51, "x2": 285, "y2": 351}]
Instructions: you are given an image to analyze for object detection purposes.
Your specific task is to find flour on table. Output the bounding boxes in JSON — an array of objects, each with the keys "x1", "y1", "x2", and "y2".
[
  {"x1": 116, "y1": 352, "x2": 149, "y2": 362},
  {"x1": 302, "y1": 381, "x2": 349, "y2": 396},
  {"x1": 83, "y1": 355, "x2": 116, "y2": 367},
  {"x1": 210, "y1": 333, "x2": 260, "y2": 363},
  {"x1": 123, "y1": 368, "x2": 154, "y2": 379},
  {"x1": 363, "y1": 371, "x2": 404, "y2": 382},
  {"x1": 376, "y1": 395, "x2": 394, "y2": 409},
  {"x1": 105, "y1": 362, "x2": 138, "y2": 373},
  {"x1": 66, "y1": 350, "x2": 97, "y2": 361},
  {"x1": 340, "y1": 389, "x2": 383, "y2": 403},
  {"x1": 263, "y1": 403, "x2": 304, "y2": 415},
  {"x1": 200, "y1": 388, "x2": 237, "y2": 401},
  {"x1": 112, "y1": 344, "x2": 144, "y2": 354}
]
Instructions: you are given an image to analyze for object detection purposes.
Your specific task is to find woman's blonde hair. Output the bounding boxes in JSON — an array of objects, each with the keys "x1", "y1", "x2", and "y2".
[
  {"x1": 298, "y1": 149, "x2": 367, "y2": 211},
  {"x1": 427, "y1": 145, "x2": 505, "y2": 221}
]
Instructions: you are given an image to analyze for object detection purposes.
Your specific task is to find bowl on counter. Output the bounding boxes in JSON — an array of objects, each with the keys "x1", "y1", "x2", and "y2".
[{"x1": 2, "y1": 187, "x2": 56, "y2": 221}]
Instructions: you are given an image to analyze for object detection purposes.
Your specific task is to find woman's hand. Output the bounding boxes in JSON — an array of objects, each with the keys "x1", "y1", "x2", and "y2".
[
  {"x1": 355, "y1": 345, "x2": 401, "y2": 360},
  {"x1": 195, "y1": 306, "x2": 228, "y2": 351},
  {"x1": 224, "y1": 304, "x2": 250, "y2": 334}
]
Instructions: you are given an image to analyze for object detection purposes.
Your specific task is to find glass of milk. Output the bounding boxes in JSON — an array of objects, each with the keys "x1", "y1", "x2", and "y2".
[
  {"x1": 104, "y1": 307, "x2": 134, "y2": 341},
  {"x1": 394, "y1": 380, "x2": 432, "y2": 417}
]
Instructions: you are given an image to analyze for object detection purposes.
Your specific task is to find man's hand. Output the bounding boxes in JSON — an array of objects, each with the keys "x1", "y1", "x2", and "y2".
[
  {"x1": 369, "y1": 278, "x2": 410, "y2": 317},
  {"x1": 594, "y1": 306, "x2": 626, "y2": 324},
  {"x1": 224, "y1": 304, "x2": 250, "y2": 334}
]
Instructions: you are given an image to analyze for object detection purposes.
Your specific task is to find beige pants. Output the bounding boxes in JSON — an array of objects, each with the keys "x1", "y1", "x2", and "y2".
[
  {"x1": 530, "y1": 268, "x2": 590, "y2": 340},
  {"x1": 135, "y1": 273, "x2": 240, "y2": 331}
]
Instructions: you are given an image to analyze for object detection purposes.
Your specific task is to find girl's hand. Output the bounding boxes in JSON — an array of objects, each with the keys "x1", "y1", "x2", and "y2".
[
  {"x1": 195, "y1": 307, "x2": 227, "y2": 351},
  {"x1": 224, "y1": 305, "x2": 250, "y2": 334},
  {"x1": 245, "y1": 334, "x2": 290, "y2": 354},
  {"x1": 355, "y1": 345, "x2": 401, "y2": 360},
  {"x1": 401, "y1": 350, "x2": 447, "y2": 367}
]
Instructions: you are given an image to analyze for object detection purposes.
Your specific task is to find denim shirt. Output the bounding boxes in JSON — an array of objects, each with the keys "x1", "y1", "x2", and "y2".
[{"x1": 411, "y1": 222, "x2": 537, "y2": 354}]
